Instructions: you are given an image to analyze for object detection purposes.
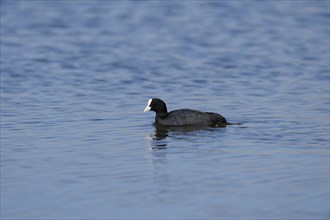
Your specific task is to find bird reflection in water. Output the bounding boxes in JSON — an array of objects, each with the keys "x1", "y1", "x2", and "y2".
[
  {"x1": 147, "y1": 124, "x2": 220, "y2": 149},
  {"x1": 149, "y1": 125, "x2": 169, "y2": 149}
]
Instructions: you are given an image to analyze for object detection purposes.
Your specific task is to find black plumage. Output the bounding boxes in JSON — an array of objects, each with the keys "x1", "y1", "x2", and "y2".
[{"x1": 144, "y1": 98, "x2": 230, "y2": 127}]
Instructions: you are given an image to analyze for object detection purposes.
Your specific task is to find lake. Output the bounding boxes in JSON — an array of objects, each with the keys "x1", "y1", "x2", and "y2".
[{"x1": 1, "y1": 1, "x2": 329, "y2": 219}]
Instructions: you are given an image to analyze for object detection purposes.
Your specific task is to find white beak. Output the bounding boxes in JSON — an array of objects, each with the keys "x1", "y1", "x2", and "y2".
[
  {"x1": 144, "y1": 106, "x2": 151, "y2": 112},
  {"x1": 143, "y1": 99, "x2": 152, "y2": 112}
]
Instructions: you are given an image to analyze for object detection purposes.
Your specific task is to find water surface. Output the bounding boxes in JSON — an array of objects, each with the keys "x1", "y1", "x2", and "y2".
[{"x1": 1, "y1": 1, "x2": 329, "y2": 219}]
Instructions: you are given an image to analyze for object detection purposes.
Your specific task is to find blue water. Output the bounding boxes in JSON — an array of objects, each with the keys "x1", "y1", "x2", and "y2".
[{"x1": 1, "y1": 1, "x2": 329, "y2": 219}]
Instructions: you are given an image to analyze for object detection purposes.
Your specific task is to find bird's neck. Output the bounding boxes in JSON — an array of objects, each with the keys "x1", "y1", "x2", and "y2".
[{"x1": 156, "y1": 112, "x2": 167, "y2": 119}]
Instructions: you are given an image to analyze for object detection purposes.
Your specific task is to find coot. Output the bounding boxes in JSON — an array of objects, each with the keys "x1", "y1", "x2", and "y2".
[{"x1": 144, "y1": 98, "x2": 230, "y2": 127}]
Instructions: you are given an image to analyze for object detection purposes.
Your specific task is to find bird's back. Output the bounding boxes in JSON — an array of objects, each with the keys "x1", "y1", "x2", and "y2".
[{"x1": 156, "y1": 109, "x2": 228, "y2": 126}]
